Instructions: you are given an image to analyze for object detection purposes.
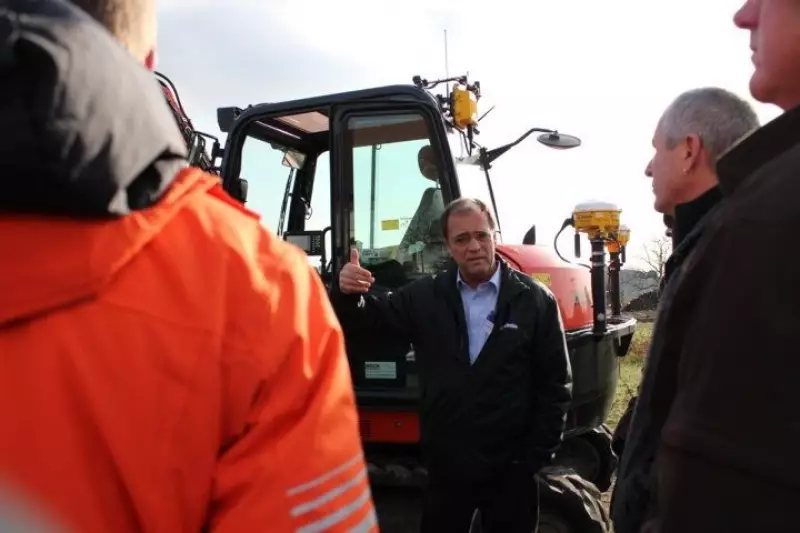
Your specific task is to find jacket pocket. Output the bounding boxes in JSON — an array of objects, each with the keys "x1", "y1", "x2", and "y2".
[{"x1": 490, "y1": 326, "x2": 528, "y2": 354}]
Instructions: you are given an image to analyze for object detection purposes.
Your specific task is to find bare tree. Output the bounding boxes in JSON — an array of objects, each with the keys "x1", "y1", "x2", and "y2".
[
  {"x1": 619, "y1": 236, "x2": 674, "y2": 309},
  {"x1": 641, "y1": 236, "x2": 673, "y2": 282}
]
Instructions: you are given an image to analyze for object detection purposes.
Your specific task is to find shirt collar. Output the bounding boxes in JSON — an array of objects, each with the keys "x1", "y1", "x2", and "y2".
[{"x1": 457, "y1": 261, "x2": 501, "y2": 291}]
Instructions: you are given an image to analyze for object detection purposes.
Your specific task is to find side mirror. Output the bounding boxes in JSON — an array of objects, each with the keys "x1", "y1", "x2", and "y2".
[
  {"x1": 281, "y1": 149, "x2": 307, "y2": 170},
  {"x1": 482, "y1": 128, "x2": 582, "y2": 168},
  {"x1": 522, "y1": 224, "x2": 536, "y2": 245},
  {"x1": 536, "y1": 132, "x2": 582, "y2": 149}
]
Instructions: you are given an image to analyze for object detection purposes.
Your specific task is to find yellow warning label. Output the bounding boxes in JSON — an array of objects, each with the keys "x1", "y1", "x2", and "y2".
[
  {"x1": 381, "y1": 219, "x2": 400, "y2": 231},
  {"x1": 531, "y1": 273, "x2": 552, "y2": 286}
]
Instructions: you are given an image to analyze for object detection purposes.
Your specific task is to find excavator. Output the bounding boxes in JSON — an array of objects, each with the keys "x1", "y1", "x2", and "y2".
[{"x1": 161, "y1": 71, "x2": 637, "y2": 533}]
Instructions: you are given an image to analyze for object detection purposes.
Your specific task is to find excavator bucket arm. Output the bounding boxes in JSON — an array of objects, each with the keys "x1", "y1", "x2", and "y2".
[{"x1": 155, "y1": 71, "x2": 216, "y2": 172}]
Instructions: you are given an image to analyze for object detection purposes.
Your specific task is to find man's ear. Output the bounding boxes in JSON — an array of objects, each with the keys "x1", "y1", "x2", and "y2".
[
  {"x1": 144, "y1": 49, "x2": 156, "y2": 71},
  {"x1": 683, "y1": 133, "x2": 704, "y2": 171}
]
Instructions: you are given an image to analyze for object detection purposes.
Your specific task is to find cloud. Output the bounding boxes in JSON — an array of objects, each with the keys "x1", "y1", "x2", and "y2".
[
  {"x1": 153, "y1": 0, "x2": 782, "y2": 264},
  {"x1": 156, "y1": 4, "x2": 362, "y2": 134},
  {"x1": 155, "y1": 0, "x2": 460, "y2": 137}
]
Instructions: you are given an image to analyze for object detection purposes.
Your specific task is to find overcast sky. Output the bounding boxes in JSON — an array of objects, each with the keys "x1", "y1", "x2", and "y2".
[{"x1": 155, "y1": 0, "x2": 780, "y2": 268}]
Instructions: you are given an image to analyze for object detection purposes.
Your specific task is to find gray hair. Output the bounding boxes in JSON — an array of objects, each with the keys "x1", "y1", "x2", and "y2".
[{"x1": 659, "y1": 87, "x2": 760, "y2": 163}]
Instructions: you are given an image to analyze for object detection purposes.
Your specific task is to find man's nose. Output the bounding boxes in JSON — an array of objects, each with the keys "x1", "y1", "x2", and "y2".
[
  {"x1": 466, "y1": 238, "x2": 482, "y2": 251},
  {"x1": 734, "y1": 0, "x2": 758, "y2": 29},
  {"x1": 644, "y1": 160, "x2": 653, "y2": 178}
]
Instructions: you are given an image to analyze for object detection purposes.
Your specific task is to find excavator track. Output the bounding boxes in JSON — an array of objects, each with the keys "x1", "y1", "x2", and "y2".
[{"x1": 370, "y1": 456, "x2": 612, "y2": 533}]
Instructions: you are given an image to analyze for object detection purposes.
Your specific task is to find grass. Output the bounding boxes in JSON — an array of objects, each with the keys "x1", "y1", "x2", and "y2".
[
  {"x1": 606, "y1": 319, "x2": 654, "y2": 430},
  {"x1": 599, "y1": 317, "x2": 654, "y2": 518}
]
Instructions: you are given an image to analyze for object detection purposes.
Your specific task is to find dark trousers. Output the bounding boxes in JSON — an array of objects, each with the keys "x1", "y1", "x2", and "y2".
[{"x1": 420, "y1": 464, "x2": 539, "y2": 533}]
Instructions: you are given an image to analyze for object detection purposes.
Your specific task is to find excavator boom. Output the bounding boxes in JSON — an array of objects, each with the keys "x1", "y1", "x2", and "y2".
[{"x1": 155, "y1": 71, "x2": 216, "y2": 172}]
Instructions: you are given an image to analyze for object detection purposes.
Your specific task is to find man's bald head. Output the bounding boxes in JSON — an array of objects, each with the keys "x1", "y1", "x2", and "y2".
[{"x1": 69, "y1": 0, "x2": 157, "y2": 67}]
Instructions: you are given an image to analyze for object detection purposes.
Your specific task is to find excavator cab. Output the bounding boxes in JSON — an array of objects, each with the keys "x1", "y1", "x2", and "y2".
[
  {"x1": 215, "y1": 77, "x2": 635, "y2": 532},
  {"x1": 217, "y1": 86, "x2": 460, "y2": 409},
  {"x1": 216, "y1": 86, "x2": 468, "y2": 282}
]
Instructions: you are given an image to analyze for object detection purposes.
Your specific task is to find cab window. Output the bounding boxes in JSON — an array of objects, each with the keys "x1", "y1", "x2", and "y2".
[
  {"x1": 304, "y1": 151, "x2": 332, "y2": 273},
  {"x1": 239, "y1": 135, "x2": 332, "y2": 273},
  {"x1": 238, "y1": 136, "x2": 300, "y2": 236},
  {"x1": 348, "y1": 113, "x2": 451, "y2": 287}
]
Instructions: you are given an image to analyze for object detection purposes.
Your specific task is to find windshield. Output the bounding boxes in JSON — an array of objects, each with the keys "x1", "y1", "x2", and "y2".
[{"x1": 345, "y1": 112, "x2": 452, "y2": 277}]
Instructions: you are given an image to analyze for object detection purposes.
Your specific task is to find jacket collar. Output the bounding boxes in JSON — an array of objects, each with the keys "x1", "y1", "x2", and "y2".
[
  {"x1": 716, "y1": 104, "x2": 800, "y2": 197},
  {"x1": 672, "y1": 185, "x2": 723, "y2": 248},
  {"x1": 435, "y1": 257, "x2": 527, "y2": 365},
  {"x1": 442, "y1": 257, "x2": 527, "y2": 310}
]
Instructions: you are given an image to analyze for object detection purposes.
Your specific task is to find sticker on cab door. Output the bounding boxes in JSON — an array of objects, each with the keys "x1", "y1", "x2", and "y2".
[
  {"x1": 381, "y1": 219, "x2": 400, "y2": 231},
  {"x1": 365, "y1": 361, "x2": 397, "y2": 379}
]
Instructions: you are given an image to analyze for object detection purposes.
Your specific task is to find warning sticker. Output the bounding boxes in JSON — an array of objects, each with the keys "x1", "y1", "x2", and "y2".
[
  {"x1": 365, "y1": 361, "x2": 397, "y2": 380},
  {"x1": 381, "y1": 219, "x2": 400, "y2": 231},
  {"x1": 531, "y1": 273, "x2": 552, "y2": 287}
]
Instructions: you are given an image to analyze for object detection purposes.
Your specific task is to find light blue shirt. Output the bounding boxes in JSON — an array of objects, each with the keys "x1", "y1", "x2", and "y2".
[{"x1": 457, "y1": 263, "x2": 502, "y2": 364}]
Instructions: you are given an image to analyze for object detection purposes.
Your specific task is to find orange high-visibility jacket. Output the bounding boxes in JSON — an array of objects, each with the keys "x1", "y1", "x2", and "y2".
[{"x1": 0, "y1": 169, "x2": 377, "y2": 533}]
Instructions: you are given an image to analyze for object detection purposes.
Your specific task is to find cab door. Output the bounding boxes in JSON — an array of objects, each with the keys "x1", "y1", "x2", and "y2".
[
  {"x1": 329, "y1": 101, "x2": 458, "y2": 284},
  {"x1": 329, "y1": 99, "x2": 458, "y2": 399}
]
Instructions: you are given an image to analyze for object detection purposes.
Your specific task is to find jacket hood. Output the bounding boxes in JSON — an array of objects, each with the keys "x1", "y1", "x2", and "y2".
[
  {"x1": 0, "y1": 0, "x2": 212, "y2": 327},
  {"x1": 0, "y1": 168, "x2": 219, "y2": 326},
  {"x1": 0, "y1": 0, "x2": 188, "y2": 217}
]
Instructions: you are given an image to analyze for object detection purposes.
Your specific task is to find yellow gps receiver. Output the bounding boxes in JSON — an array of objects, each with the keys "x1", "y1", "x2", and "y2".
[
  {"x1": 452, "y1": 85, "x2": 478, "y2": 130},
  {"x1": 572, "y1": 201, "x2": 622, "y2": 240}
]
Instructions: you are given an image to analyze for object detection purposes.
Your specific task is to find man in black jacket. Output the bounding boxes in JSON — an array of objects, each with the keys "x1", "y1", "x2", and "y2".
[
  {"x1": 639, "y1": 2, "x2": 800, "y2": 530},
  {"x1": 331, "y1": 197, "x2": 572, "y2": 533},
  {"x1": 610, "y1": 87, "x2": 759, "y2": 533}
]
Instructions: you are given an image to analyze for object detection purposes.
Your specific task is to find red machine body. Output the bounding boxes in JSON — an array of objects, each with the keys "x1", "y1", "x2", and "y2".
[
  {"x1": 497, "y1": 244, "x2": 593, "y2": 331},
  {"x1": 357, "y1": 243, "x2": 598, "y2": 447}
]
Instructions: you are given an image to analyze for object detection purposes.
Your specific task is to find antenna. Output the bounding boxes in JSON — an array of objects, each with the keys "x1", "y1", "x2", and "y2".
[
  {"x1": 444, "y1": 30, "x2": 450, "y2": 79},
  {"x1": 443, "y1": 29, "x2": 464, "y2": 157},
  {"x1": 443, "y1": 29, "x2": 451, "y2": 96}
]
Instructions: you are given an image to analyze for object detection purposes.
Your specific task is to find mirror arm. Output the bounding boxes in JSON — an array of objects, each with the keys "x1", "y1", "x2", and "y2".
[{"x1": 483, "y1": 127, "x2": 556, "y2": 166}]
